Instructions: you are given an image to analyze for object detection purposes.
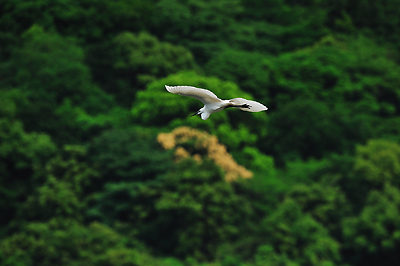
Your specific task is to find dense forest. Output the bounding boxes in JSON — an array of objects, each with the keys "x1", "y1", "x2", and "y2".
[{"x1": 1, "y1": 0, "x2": 400, "y2": 265}]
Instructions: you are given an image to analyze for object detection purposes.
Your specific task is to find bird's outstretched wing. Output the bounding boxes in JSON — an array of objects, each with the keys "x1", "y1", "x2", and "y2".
[
  {"x1": 165, "y1": 85, "x2": 222, "y2": 104},
  {"x1": 229, "y1": 98, "x2": 268, "y2": 112}
]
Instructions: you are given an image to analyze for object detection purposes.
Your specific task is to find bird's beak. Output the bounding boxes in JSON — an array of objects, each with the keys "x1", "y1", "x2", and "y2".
[{"x1": 190, "y1": 111, "x2": 199, "y2": 117}]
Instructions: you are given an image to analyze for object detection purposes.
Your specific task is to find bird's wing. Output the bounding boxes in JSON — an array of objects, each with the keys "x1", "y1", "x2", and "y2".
[
  {"x1": 229, "y1": 98, "x2": 268, "y2": 112},
  {"x1": 165, "y1": 85, "x2": 222, "y2": 104}
]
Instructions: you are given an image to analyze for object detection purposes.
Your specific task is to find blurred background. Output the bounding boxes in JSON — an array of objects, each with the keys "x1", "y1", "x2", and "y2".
[{"x1": 1, "y1": 0, "x2": 400, "y2": 265}]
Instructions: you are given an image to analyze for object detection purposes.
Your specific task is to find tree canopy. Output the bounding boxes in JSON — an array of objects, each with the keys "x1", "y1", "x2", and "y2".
[{"x1": 1, "y1": 1, "x2": 400, "y2": 265}]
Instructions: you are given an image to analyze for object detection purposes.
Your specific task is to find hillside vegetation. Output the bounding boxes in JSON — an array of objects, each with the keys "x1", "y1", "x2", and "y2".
[{"x1": 1, "y1": 1, "x2": 400, "y2": 265}]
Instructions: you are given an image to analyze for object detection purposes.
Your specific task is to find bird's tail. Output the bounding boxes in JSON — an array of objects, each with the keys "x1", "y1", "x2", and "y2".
[
  {"x1": 201, "y1": 112, "x2": 210, "y2": 120},
  {"x1": 190, "y1": 107, "x2": 211, "y2": 120},
  {"x1": 190, "y1": 110, "x2": 210, "y2": 120}
]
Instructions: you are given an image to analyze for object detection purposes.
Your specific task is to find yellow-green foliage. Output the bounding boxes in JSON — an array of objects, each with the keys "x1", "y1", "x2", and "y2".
[
  {"x1": 157, "y1": 126, "x2": 253, "y2": 181},
  {"x1": 354, "y1": 139, "x2": 400, "y2": 186}
]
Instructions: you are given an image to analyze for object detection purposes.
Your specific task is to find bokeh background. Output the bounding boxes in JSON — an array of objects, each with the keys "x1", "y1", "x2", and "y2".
[{"x1": 1, "y1": 0, "x2": 400, "y2": 265}]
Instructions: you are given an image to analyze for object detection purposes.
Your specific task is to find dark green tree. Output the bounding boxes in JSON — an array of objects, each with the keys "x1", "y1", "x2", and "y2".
[
  {"x1": 240, "y1": 0, "x2": 329, "y2": 52},
  {"x1": 287, "y1": 182, "x2": 349, "y2": 234},
  {"x1": 87, "y1": 127, "x2": 173, "y2": 184},
  {"x1": 102, "y1": 31, "x2": 196, "y2": 106},
  {"x1": 0, "y1": 219, "x2": 177, "y2": 266},
  {"x1": 205, "y1": 49, "x2": 273, "y2": 102},
  {"x1": 265, "y1": 99, "x2": 372, "y2": 164},
  {"x1": 6, "y1": 25, "x2": 114, "y2": 143},
  {"x1": 150, "y1": 0, "x2": 243, "y2": 62},
  {"x1": 0, "y1": 89, "x2": 56, "y2": 235},
  {"x1": 268, "y1": 36, "x2": 400, "y2": 115},
  {"x1": 17, "y1": 145, "x2": 98, "y2": 223},
  {"x1": 260, "y1": 199, "x2": 341, "y2": 266},
  {"x1": 340, "y1": 139, "x2": 400, "y2": 212},
  {"x1": 342, "y1": 185, "x2": 400, "y2": 266},
  {"x1": 0, "y1": 0, "x2": 150, "y2": 43},
  {"x1": 87, "y1": 158, "x2": 253, "y2": 260}
]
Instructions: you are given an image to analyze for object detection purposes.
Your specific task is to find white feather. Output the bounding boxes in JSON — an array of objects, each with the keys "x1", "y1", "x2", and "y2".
[
  {"x1": 201, "y1": 112, "x2": 211, "y2": 120},
  {"x1": 165, "y1": 85, "x2": 222, "y2": 104}
]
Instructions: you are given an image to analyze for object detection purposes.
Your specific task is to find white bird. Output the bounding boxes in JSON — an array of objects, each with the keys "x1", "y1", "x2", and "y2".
[{"x1": 165, "y1": 85, "x2": 268, "y2": 120}]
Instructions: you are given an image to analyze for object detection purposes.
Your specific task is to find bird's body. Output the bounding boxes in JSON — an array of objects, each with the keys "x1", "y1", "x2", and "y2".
[{"x1": 165, "y1": 85, "x2": 268, "y2": 120}]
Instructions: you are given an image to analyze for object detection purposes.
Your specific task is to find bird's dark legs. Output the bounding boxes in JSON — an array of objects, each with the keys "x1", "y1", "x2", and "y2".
[
  {"x1": 190, "y1": 110, "x2": 200, "y2": 117},
  {"x1": 227, "y1": 104, "x2": 251, "y2": 109},
  {"x1": 190, "y1": 104, "x2": 251, "y2": 117}
]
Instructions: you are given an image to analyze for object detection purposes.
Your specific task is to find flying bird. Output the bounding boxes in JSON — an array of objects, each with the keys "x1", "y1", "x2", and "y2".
[{"x1": 165, "y1": 85, "x2": 268, "y2": 120}]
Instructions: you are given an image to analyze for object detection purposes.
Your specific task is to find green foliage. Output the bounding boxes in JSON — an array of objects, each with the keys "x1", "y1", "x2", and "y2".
[
  {"x1": 0, "y1": 120, "x2": 56, "y2": 171},
  {"x1": 269, "y1": 36, "x2": 400, "y2": 114},
  {"x1": 106, "y1": 31, "x2": 196, "y2": 105},
  {"x1": 0, "y1": 118, "x2": 56, "y2": 229},
  {"x1": 13, "y1": 25, "x2": 96, "y2": 105},
  {"x1": 87, "y1": 159, "x2": 253, "y2": 261},
  {"x1": 205, "y1": 50, "x2": 273, "y2": 101},
  {"x1": 342, "y1": 185, "x2": 400, "y2": 266},
  {"x1": 334, "y1": 139, "x2": 400, "y2": 265},
  {"x1": 151, "y1": 0, "x2": 243, "y2": 61},
  {"x1": 54, "y1": 100, "x2": 129, "y2": 142},
  {"x1": 6, "y1": 25, "x2": 114, "y2": 143},
  {"x1": 326, "y1": 0, "x2": 400, "y2": 46},
  {"x1": 234, "y1": 147, "x2": 276, "y2": 175},
  {"x1": 353, "y1": 139, "x2": 400, "y2": 187},
  {"x1": 2, "y1": 1, "x2": 400, "y2": 265},
  {"x1": 0, "y1": 0, "x2": 146, "y2": 42},
  {"x1": 287, "y1": 183, "x2": 349, "y2": 233},
  {"x1": 241, "y1": 0, "x2": 329, "y2": 51},
  {"x1": 19, "y1": 176, "x2": 83, "y2": 223},
  {"x1": 113, "y1": 31, "x2": 195, "y2": 81},
  {"x1": 266, "y1": 99, "x2": 372, "y2": 163},
  {"x1": 375, "y1": 117, "x2": 400, "y2": 143},
  {"x1": 0, "y1": 90, "x2": 57, "y2": 232},
  {"x1": 0, "y1": 219, "x2": 169, "y2": 266},
  {"x1": 88, "y1": 127, "x2": 173, "y2": 183},
  {"x1": 339, "y1": 139, "x2": 400, "y2": 213},
  {"x1": 228, "y1": 21, "x2": 284, "y2": 53},
  {"x1": 17, "y1": 145, "x2": 98, "y2": 223},
  {"x1": 261, "y1": 200, "x2": 341, "y2": 266}
]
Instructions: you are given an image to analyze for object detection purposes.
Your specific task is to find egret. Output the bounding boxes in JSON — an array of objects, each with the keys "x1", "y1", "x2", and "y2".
[{"x1": 165, "y1": 85, "x2": 268, "y2": 120}]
